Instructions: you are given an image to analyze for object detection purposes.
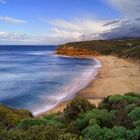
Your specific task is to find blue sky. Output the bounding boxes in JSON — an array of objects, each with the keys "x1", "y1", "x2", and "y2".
[{"x1": 0, "y1": 0, "x2": 140, "y2": 44}]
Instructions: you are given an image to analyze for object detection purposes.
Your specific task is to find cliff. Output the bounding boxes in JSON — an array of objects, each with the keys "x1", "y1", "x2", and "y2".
[
  {"x1": 57, "y1": 39, "x2": 140, "y2": 59},
  {"x1": 57, "y1": 45, "x2": 100, "y2": 56}
]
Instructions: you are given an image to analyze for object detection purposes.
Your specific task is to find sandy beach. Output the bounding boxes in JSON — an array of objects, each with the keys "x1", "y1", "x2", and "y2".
[{"x1": 37, "y1": 55, "x2": 140, "y2": 117}]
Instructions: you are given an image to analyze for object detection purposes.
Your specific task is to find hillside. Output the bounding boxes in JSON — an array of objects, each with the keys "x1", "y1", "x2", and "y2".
[
  {"x1": 57, "y1": 38, "x2": 140, "y2": 59},
  {"x1": 0, "y1": 104, "x2": 33, "y2": 130},
  {"x1": 0, "y1": 93, "x2": 140, "y2": 139}
]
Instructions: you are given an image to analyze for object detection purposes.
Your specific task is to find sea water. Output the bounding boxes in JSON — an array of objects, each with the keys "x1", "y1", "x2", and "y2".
[{"x1": 0, "y1": 45, "x2": 101, "y2": 115}]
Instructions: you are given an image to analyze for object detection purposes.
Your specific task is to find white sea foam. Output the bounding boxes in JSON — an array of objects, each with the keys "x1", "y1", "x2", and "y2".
[
  {"x1": 25, "y1": 51, "x2": 54, "y2": 56},
  {"x1": 33, "y1": 58, "x2": 101, "y2": 116}
]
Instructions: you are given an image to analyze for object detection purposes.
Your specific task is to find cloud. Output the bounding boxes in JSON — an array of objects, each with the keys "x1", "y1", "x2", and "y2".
[
  {"x1": 0, "y1": 0, "x2": 6, "y2": 4},
  {"x1": 0, "y1": 0, "x2": 140, "y2": 44},
  {"x1": 0, "y1": 31, "x2": 30, "y2": 42},
  {"x1": 98, "y1": 18, "x2": 140, "y2": 39},
  {"x1": 48, "y1": 17, "x2": 140, "y2": 42},
  {"x1": 83, "y1": 0, "x2": 140, "y2": 40},
  {"x1": 50, "y1": 19, "x2": 109, "y2": 34},
  {"x1": 0, "y1": 16, "x2": 27, "y2": 24},
  {"x1": 0, "y1": 17, "x2": 140, "y2": 44},
  {"x1": 135, "y1": 17, "x2": 140, "y2": 21},
  {"x1": 45, "y1": 18, "x2": 112, "y2": 43},
  {"x1": 0, "y1": 31, "x2": 66, "y2": 45},
  {"x1": 0, "y1": 30, "x2": 79, "y2": 45},
  {"x1": 107, "y1": 0, "x2": 140, "y2": 18},
  {"x1": 103, "y1": 20, "x2": 120, "y2": 26},
  {"x1": 50, "y1": 0, "x2": 140, "y2": 42}
]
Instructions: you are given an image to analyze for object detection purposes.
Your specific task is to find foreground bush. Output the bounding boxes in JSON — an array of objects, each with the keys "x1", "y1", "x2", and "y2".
[
  {"x1": 0, "y1": 93, "x2": 140, "y2": 140},
  {"x1": 64, "y1": 96, "x2": 95, "y2": 120},
  {"x1": 0, "y1": 104, "x2": 33, "y2": 129}
]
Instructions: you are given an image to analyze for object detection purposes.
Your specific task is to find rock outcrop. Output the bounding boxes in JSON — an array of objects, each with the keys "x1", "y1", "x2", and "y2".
[{"x1": 57, "y1": 45, "x2": 100, "y2": 56}]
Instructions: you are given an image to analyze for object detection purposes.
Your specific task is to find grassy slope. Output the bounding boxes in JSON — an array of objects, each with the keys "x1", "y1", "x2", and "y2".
[
  {"x1": 0, "y1": 104, "x2": 33, "y2": 129},
  {"x1": 57, "y1": 38, "x2": 140, "y2": 59}
]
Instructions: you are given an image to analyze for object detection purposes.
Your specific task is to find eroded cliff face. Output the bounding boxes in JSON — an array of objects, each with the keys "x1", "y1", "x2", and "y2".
[{"x1": 57, "y1": 45, "x2": 100, "y2": 56}]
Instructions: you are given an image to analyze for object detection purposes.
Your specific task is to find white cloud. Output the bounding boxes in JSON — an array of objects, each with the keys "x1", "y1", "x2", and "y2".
[
  {"x1": 0, "y1": 31, "x2": 30, "y2": 41},
  {"x1": 0, "y1": 0, "x2": 140, "y2": 44},
  {"x1": 48, "y1": 17, "x2": 140, "y2": 42},
  {"x1": 0, "y1": 31, "x2": 77, "y2": 45},
  {"x1": 0, "y1": 0, "x2": 6, "y2": 4},
  {"x1": 0, "y1": 16, "x2": 27, "y2": 24},
  {"x1": 0, "y1": 17, "x2": 140, "y2": 44},
  {"x1": 107, "y1": 0, "x2": 140, "y2": 18},
  {"x1": 0, "y1": 31, "x2": 62, "y2": 45},
  {"x1": 44, "y1": 18, "x2": 112, "y2": 43},
  {"x1": 47, "y1": 0, "x2": 140, "y2": 42},
  {"x1": 51, "y1": 19, "x2": 109, "y2": 34}
]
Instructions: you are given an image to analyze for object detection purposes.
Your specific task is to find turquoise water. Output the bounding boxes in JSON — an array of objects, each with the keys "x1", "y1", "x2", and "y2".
[{"x1": 0, "y1": 45, "x2": 101, "y2": 115}]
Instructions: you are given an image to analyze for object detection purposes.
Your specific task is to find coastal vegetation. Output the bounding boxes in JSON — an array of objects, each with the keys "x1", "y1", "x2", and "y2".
[
  {"x1": 57, "y1": 38, "x2": 140, "y2": 60},
  {"x1": 0, "y1": 92, "x2": 140, "y2": 140}
]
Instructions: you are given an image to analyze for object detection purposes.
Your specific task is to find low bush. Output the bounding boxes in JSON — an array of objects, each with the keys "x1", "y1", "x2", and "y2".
[
  {"x1": 64, "y1": 96, "x2": 95, "y2": 120},
  {"x1": 128, "y1": 107, "x2": 140, "y2": 121},
  {"x1": 0, "y1": 92, "x2": 140, "y2": 140}
]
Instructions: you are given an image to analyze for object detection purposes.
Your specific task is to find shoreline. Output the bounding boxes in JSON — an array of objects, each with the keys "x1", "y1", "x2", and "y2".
[
  {"x1": 35, "y1": 56, "x2": 101, "y2": 117},
  {"x1": 36, "y1": 55, "x2": 140, "y2": 117}
]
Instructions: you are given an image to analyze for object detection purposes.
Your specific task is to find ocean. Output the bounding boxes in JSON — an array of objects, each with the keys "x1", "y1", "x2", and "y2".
[{"x1": 0, "y1": 45, "x2": 101, "y2": 115}]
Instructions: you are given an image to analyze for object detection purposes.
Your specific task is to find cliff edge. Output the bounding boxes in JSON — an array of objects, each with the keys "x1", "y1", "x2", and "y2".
[{"x1": 57, "y1": 39, "x2": 140, "y2": 59}]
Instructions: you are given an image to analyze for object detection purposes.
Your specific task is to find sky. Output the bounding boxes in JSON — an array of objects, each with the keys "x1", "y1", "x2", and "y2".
[{"x1": 0, "y1": 0, "x2": 140, "y2": 45}]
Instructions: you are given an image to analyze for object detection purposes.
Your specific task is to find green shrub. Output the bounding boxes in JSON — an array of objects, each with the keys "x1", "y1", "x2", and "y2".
[
  {"x1": 0, "y1": 104, "x2": 33, "y2": 129},
  {"x1": 109, "y1": 110, "x2": 117, "y2": 120},
  {"x1": 112, "y1": 126, "x2": 127, "y2": 139},
  {"x1": 58, "y1": 133, "x2": 80, "y2": 140},
  {"x1": 124, "y1": 104, "x2": 137, "y2": 113},
  {"x1": 124, "y1": 96, "x2": 140, "y2": 104},
  {"x1": 128, "y1": 107, "x2": 140, "y2": 121},
  {"x1": 23, "y1": 125, "x2": 61, "y2": 140},
  {"x1": 76, "y1": 115, "x2": 89, "y2": 130},
  {"x1": 18, "y1": 118, "x2": 48, "y2": 130},
  {"x1": 64, "y1": 96, "x2": 95, "y2": 120},
  {"x1": 102, "y1": 128, "x2": 115, "y2": 139},
  {"x1": 0, "y1": 128, "x2": 25, "y2": 140},
  {"x1": 126, "y1": 129, "x2": 136, "y2": 140},
  {"x1": 76, "y1": 109, "x2": 109, "y2": 130},
  {"x1": 1, "y1": 93, "x2": 140, "y2": 139},
  {"x1": 108, "y1": 95, "x2": 125, "y2": 104},
  {"x1": 124, "y1": 92, "x2": 140, "y2": 98},
  {"x1": 82, "y1": 124, "x2": 103, "y2": 140},
  {"x1": 89, "y1": 119, "x2": 98, "y2": 126},
  {"x1": 133, "y1": 120, "x2": 140, "y2": 128},
  {"x1": 90, "y1": 109, "x2": 110, "y2": 126},
  {"x1": 98, "y1": 102, "x2": 110, "y2": 110},
  {"x1": 108, "y1": 95, "x2": 129, "y2": 110},
  {"x1": 133, "y1": 127, "x2": 140, "y2": 139},
  {"x1": 17, "y1": 109, "x2": 33, "y2": 119},
  {"x1": 64, "y1": 122, "x2": 80, "y2": 135},
  {"x1": 108, "y1": 110, "x2": 118, "y2": 127},
  {"x1": 43, "y1": 113, "x2": 63, "y2": 127}
]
